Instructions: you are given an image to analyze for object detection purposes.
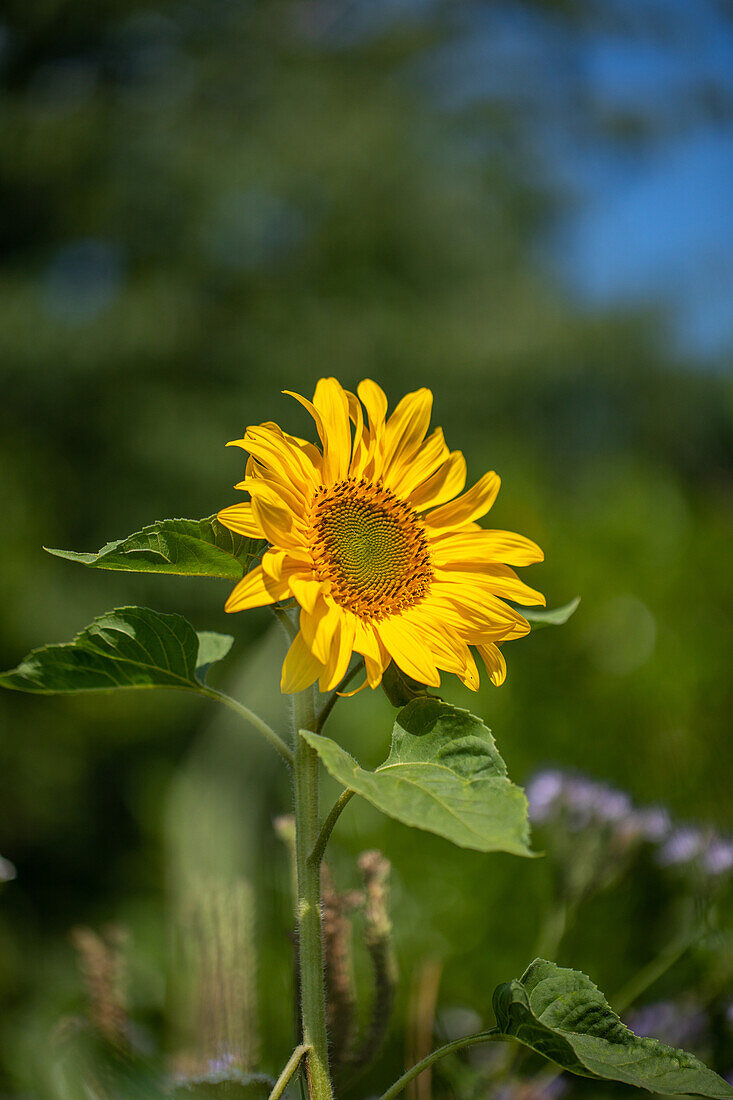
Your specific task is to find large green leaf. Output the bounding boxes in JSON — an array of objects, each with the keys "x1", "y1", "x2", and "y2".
[
  {"x1": 45, "y1": 516, "x2": 261, "y2": 580},
  {"x1": 304, "y1": 698, "x2": 533, "y2": 856},
  {"x1": 493, "y1": 959, "x2": 733, "y2": 1097},
  {"x1": 0, "y1": 607, "x2": 233, "y2": 694}
]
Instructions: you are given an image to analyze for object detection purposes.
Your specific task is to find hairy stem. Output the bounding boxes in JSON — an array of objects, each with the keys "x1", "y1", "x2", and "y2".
[
  {"x1": 378, "y1": 1029, "x2": 505, "y2": 1100},
  {"x1": 268, "y1": 1044, "x2": 311, "y2": 1100},
  {"x1": 201, "y1": 687, "x2": 293, "y2": 766},
  {"x1": 308, "y1": 789, "x2": 355, "y2": 868},
  {"x1": 292, "y1": 687, "x2": 333, "y2": 1100}
]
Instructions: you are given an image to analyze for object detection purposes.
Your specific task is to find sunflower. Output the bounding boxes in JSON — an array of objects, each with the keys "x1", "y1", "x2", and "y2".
[{"x1": 218, "y1": 379, "x2": 544, "y2": 694}]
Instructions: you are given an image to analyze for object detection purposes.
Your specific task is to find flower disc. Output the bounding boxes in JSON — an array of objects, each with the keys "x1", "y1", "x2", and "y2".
[{"x1": 310, "y1": 479, "x2": 432, "y2": 620}]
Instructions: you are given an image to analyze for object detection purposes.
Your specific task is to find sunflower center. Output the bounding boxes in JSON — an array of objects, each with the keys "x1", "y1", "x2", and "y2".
[{"x1": 310, "y1": 479, "x2": 432, "y2": 619}]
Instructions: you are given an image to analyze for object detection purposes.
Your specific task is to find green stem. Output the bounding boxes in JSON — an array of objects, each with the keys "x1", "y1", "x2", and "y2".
[
  {"x1": 202, "y1": 687, "x2": 293, "y2": 766},
  {"x1": 268, "y1": 1044, "x2": 311, "y2": 1100},
  {"x1": 612, "y1": 927, "x2": 700, "y2": 1015},
  {"x1": 314, "y1": 660, "x2": 365, "y2": 733},
  {"x1": 292, "y1": 686, "x2": 333, "y2": 1100},
  {"x1": 273, "y1": 604, "x2": 298, "y2": 641},
  {"x1": 378, "y1": 1029, "x2": 505, "y2": 1100},
  {"x1": 308, "y1": 789, "x2": 355, "y2": 868}
]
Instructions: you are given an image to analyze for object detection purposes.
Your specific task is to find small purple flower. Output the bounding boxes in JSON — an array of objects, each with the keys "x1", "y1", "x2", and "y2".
[
  {"x1": 657, "y1": 827, "x2": 708, "y2": 867},
  {"x1": 494, "y1": 1078, "x2": 568, "y2": 1100},
  {"x1": 627, "y1": 999, "x2": 707, "y2": 1048},
  {"x1": 561, "y1": 776, "x2": 632, "y2": 828},
  {"x1": 703, "y1": 837, "x2": 733, "y2": 876},
  {"x1": 527, "y1": 770, "x2": 564, "y2": 822},
  {"x1": 594, "y1": 785, "x2": 633, "y2": 824},
  {"x1": 630, "y1": 806, "x2": 671, "y2": 843}
]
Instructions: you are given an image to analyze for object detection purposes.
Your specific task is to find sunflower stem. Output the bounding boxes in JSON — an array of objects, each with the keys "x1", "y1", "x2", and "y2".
[
  {"x1": 308, "y1": 789, "x2": 355, "y2": 868},
  {"x1": 292, "y1": 686, "x2": 333, "y2": 1100}
]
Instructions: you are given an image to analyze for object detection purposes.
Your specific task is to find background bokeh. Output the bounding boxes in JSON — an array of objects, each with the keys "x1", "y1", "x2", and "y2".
[{"x1": 1, "y1": 0, "x2": 732, "y2": 1095}]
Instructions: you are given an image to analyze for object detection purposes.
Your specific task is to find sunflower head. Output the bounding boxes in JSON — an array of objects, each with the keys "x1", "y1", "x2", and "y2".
[{"x1": 218, "y1": 378, "x2": 544, "y2": 695}]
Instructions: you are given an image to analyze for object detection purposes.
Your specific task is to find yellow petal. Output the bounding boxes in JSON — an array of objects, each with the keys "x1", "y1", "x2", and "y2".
[
  {"x1": 319, "y1": 614, "x2": 356, "y2": 692},
  {"x1": 375, "y1": 617, "x2": 441, "y2": 687},
  {"x1": 283, "y1": 388, "x2": 328, "y2": 451},
  {"x1": 241, "y1": 424, "x2": 319, "y2": 493},
  {"x1": 261, "y1": 548, "x2": 312, "y2": 582},
  {"x1": 281, "y1": 631, "x2": 325, "y2": 694},
  {"x1": 434, "y1": 566, "x2": 545, "y2": 607},
  {"x1": 502, "y1": 618, "x2": 531, "y2": 641},
  {"x1": 424, "y1": 471, "x2": 501, "y2": 530},
  {"x1": 347, "y1": 389, "x2": 370, "y2": 478},
  {"x1": 217, "y1": 503, "x2": 263, "y2": 538},
  {"x1": 456, "y1": 647, "x2": 480, "y2": 691},
  {"x1": 225, "y1": 565, "x2": 289, "y2": 613},
  {"x1": 364, "y1": 652, "x2": 388, "y2": 688},
  {"x1": 386, "y1": 428, "x2": 449, "y2": 497},
  {"x1": 356, "y1": 378, "x2": 389, "y2": 473},
  {"x1": 353, "y1": 618, "x2": 382, "y2": 664},
  {"x1": 425, "y1": 586, "x2": 529, "y2": 640},
  {"x1": 431, "y1": 530, "x2": 544, "y2": 567},
  {"x1": 312, "y1": 377, "x2": 351, "y2": 484},
  {"x1": 476, "y1": 643, "x2": 507, "y2": 686},
  {"x1": 354, "y1": 623, "x2": 390, "y2": 687},
  {"x1": 250, "y1": 494, "x2": 304, "y2": 551},
  {"x1": 409, "y1": 451, "x2": 467, "y2": 511},
  {"x1": 289, "y1": 574, "x2": 322, "y2": 614},
  {"x1": 381, "y1": 388, "x2": 433, "y2": 477},
  {"x1": 357, "y1": 379, "x2": 388, "y2": 434},
  {"x1": 236, "y1": 475, "x2": 305, "y2": 517},
  {"x1": 300, "y1": 598, "x2": 342, "y2": 664}
]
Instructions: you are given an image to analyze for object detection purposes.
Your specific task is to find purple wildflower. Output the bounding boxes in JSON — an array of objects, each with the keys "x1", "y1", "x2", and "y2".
[
  {"x1": 548, "y1": 773, "x2": 631, "y2": 828},
  {"x1": 657, "y1": 827, "x2": 708, "y2": 867},
  {"x1": 526, "y1": 770, "x2": 564, "y2": 823},
  {"x1": 494, "y1": 1079, "x2": 568, "y2": 1100},
  {"x1": 627, "y1": 999, "x2": 707, "y2": 1048},
  {"x1": 527, "y1": 770, "x2": 636, "y2": 830},
  {"x1": 629, "y1": 807, "x2": 671, "y2": 843},
  {"x1": 703, "y1": 837, "x2": 733, "y2": 876}
]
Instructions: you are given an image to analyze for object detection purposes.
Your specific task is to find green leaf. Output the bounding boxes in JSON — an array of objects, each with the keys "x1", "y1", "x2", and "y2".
[
  {"x1": 304, "y1": 698, "x2": 533, "y2": 856},
  {"x1": 520, "y1": 596, "x2": 580, "y2": 628},
  {"x1": 45, "y1": 516, "x2": 261, "y2": 580},
  {"x1": 493, "y1": 958, "x2": 733, "y2": 1097},
  {"x1": 0, "y1": 607, "x2": 233, "y2": 694}
]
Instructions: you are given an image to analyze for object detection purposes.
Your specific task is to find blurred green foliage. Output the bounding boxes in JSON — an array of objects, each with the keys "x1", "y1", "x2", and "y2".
[{"x1": 1, "y1": 0, "x2": 732, "y2": 1095}]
